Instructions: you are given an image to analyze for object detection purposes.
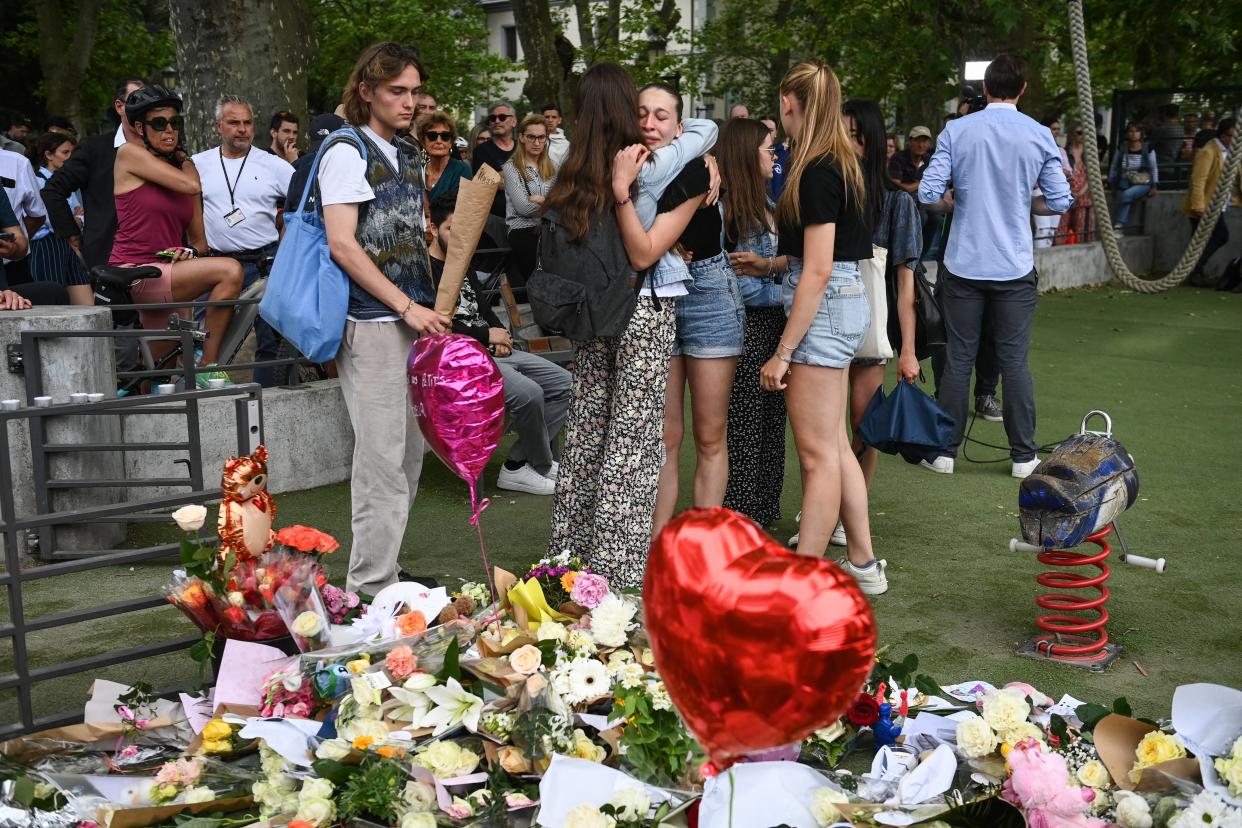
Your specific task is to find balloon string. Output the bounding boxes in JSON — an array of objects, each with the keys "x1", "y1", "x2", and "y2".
[
  {"x1": 468, "y1": 481, "x2": 501, "y2": 637},
  {"x1": 728, "y1": 769, "x2": 735, "y2": 828}
]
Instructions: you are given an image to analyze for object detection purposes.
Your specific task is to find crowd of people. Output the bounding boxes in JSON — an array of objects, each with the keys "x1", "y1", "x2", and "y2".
[{"x1": 0, "y1": 45, "x2": 1238, "y2": 601}]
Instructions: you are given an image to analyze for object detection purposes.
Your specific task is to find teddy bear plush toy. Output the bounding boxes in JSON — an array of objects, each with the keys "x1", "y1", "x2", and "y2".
[{"x1": 217, "y1": 445, "x2": 276, "y2": 566}]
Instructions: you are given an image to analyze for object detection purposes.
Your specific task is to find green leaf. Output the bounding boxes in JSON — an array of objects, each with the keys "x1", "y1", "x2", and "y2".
[
  {"x1": 189, "y1": 634, "x2": 212, "y2": 663},
  {"x1": 901, "y1": 653, "x2": 919, "y2": 673},
  {"x1": 12, "y1": 776, "x2": 34, "y2": 806},
  {"x1": 1076, "y1": 702, "x2": 1113, "y2": 731},
  {"x1": 1050, "y1": 714, "x2": 1070, "y2": 743},
  {"x1": 435, "y1": 635, "x2": 461, "y2": 682},
  {"x1": 311, "y1": 758, "x2": 358, "y2": 786},
  {"x1": 1112, "y1": 697, "x2": 1132, "y2": 718},
  {"x1": 914, "y1": 674, "x2": 946, "y2": 699},
  {"x1": 180, "y1": 539, "x2": 197, "y2": 565},
  {"x1": 536, "y1": 638, "x2": 560, "y2": 668}
]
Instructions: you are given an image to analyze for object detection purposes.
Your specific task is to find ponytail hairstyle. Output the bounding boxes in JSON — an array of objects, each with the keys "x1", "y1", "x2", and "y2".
[
  {"x1": 775, "y1": 60, "x2": 865, "y2": 228},
  {"x1": 716, "y1": 118, "x2": 772, "y2": 245},
  {"x1": 841, "y1": 98, "x2": 892, "y2": 230},
  {"x1": 542, "y1": 63, "x2": 645, "y2": 241}
]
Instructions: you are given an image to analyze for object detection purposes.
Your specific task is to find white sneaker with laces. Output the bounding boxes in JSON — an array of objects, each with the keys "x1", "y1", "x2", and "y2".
[
  {"x1": 788, "y1": 510, "x2": 802, "y2": 547},
  {"x1": 830, "y1": 521, "x2": 847, "y2": 547},
  {"x1": 920, "y1": 456, "x2": 955, "y2": 475},
  {"x1": 497, "y1": 463, "x2": 556, "y2": 495},
  {"x1": 545, "y1": 461, "x2": 559, "y2": 482},
  {"x1": 836, "y1": 557, "x2": 889, "y2": 596},
  {"x1": 1011, "y1": 457, "x2": 1041, "y2": 479}
]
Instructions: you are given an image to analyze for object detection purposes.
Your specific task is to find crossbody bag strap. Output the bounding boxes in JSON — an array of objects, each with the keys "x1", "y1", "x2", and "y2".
[{"x1": 301, "y1": 127, "x2": 369, "y2": 217}]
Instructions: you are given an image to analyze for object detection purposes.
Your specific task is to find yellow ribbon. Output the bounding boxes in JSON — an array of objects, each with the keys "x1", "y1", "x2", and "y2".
[{"x1": 507, "y1": 578, "x2": 571, "y2": 628}]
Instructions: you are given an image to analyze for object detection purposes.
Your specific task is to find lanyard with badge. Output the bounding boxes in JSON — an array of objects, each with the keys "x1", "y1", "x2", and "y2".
[{"x1": 219, "y1": 148, "x2": 249, "y2": 227}]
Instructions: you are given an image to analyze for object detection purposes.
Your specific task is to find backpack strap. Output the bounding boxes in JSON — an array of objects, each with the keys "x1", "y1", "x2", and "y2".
[{"x1": 298, "y1": 127, "x2": 369, "y2": 216}]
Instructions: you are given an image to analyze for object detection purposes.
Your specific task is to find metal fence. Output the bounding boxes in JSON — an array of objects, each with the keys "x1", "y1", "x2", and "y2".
[
  {"x1": 1109, "y1": 86, "x2": 1242, "y2": 190},
  {"x1": 0, "y1": 384, "x2": 262, "y2": 739}
]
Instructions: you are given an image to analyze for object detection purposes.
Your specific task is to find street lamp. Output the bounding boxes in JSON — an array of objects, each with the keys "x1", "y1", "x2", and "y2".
[{"x1": 161, "y1": 65, "x2": 180, "y2": 91}]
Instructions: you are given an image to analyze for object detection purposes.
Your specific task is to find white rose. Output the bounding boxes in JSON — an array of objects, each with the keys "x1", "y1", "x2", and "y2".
[
  {"x1": 400, "y1": 813, "x2": 437, "y2": 828},
  {"x1": 227, "y1": 591, "x2": 245, "y2": 607},
  {"x1": 280, "y1": 791, "x2": 300, "y2": 816},
  {"x1": 1076, "y1": 758, "x2": 1112, "y2": 789},
  {"x1": 816, "y1": 720, "x2": 847, "y2": 744},
  {"x1": 402, "y1": 780, "x2": 437, "y2": 812},
  {"x1": 295, "y1": 797, "x2": 335, "y2": 827},
  {"x1": 610, "y1": 787, "x2": 650, "y2": 820},
  {"x1": 956, "y1": 716, "x2": 999, "y2": 758},
  {"x1": 172, "y1": 504, "x2": 208, "y2": 532},
  {"x1": 300, "y1": 777, "x2": 334, "y2": 802},
  {"x1": 183, "y1": 786, "x2": 215, "y2": 804},
  {"x1": 291, "y1": 610, "x2": 326, "y2": 638},
  {"x1": 315, "y1": 738, "x2": 352, "y2": 761},
  {"x1": 810, "y1": 788, "x2": 850, "y2": 827},
  {"x1": 509, "y1": 644, "x2": 544, "y2": 675},
  {"x1": 981, "y1": 688, "x2": 1031, "y2": 734},
  {"x1": 1114, "y1": 791, "x2": 1153, "y2": 828},
  {"x1": 537, "y1": 620, "x2": 568, "y2": 642},
  {"x1": 563, "y1": 803, "x2": 616, "y2": 828},
  {"x1": 997, "y1": 720, "x2": 1046, "y2": 747},
  {"x1": 415, "y1": 740, "x2": 480, "y2": 778},
  {"x1": 338, "y1": 716, "x2": 389, "y2": 743}
]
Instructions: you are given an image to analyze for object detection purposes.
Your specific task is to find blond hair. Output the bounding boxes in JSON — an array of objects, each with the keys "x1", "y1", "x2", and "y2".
[
  {"x1": 514, "y1": 113, "x2": 555, "y2": 182},
  {"x1": 775, "y1": 60, "x2": 865, "y2": 228}
]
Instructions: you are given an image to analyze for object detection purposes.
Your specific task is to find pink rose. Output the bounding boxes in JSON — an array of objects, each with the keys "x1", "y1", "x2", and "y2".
[
  {"x1": 569, "y1": 573, "x2": 610, "y2": 609},
  {"x1": 118, "y1": 745, "x2": 138, "y2": 759},
  {"x1": 115, "y1": 704, "x2": 134, "y2": 722}
]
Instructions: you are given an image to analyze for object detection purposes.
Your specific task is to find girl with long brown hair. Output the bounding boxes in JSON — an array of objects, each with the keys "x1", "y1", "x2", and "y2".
[{"x1": 757, "y1": 60, "x2": 887, "y2": 595}]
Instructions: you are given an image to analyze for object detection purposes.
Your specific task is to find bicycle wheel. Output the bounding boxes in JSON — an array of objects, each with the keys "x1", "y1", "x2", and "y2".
[{"x1": 272, "y1": 338, "x2": 329, "y2": 386}]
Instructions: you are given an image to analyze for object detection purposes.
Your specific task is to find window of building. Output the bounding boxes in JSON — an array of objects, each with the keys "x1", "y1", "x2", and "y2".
[{"x1": 503, "y1": 26, "x2": 520, "y2": 62}]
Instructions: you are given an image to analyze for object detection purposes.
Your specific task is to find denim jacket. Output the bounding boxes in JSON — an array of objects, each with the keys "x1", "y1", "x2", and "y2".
[
  {"x1": 729, "y1": 201, "x2": 783, "y2": 308},
  {"x1": 635, "y1": 119, "x2": 718, "y2": 289}
]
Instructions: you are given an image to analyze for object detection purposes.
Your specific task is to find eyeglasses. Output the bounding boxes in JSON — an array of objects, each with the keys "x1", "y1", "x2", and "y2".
[
  {"x1": 423, "y1": 130, "x2": 453, "y2": 142},
  {"x1": 145, "y1": 115, "x2": 184, "y2": 132},
  {"x1": 488, "y1": 113, "x2": 512, "y2": 122},
  {"x1": 523, "y1": 134, "x2": 547, "y2": 142},
  {"x1": 761, "y1": 146, "x2": 777, "y2": 156}
]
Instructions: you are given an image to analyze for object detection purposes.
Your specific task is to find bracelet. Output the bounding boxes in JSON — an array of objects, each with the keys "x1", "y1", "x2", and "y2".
[
  {"x1": 615, "y1": 196, "x2": 632, "y2": 207},
  {"x1": 777, "y1": 340, "x2": 796, "y2": 355},
  {"x1": 400, "y1": 298, "x2": 415, "y2": 317},
  {"x1": 765, "y1": 257, "x2": 775, "y2": 277},
  {"x1": 776, "y1": 354, "x2": 791, "y2": 364}
]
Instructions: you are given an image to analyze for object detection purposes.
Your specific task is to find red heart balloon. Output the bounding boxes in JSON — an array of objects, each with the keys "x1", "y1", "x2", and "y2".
[{"x1": 643, "y1": 507, "x2": 877, "y2": 768}]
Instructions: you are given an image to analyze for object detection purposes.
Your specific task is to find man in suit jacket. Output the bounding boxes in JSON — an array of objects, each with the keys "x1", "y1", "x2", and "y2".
[
  {"x1": 1184, "y1": 117, "x2": 1240, "y2": 285},
  {"x1": 41, "y1": 78, "x2": 145, "y2": 270}
]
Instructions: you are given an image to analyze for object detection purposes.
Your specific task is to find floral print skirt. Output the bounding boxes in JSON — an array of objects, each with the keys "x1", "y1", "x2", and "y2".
[{"x1": 548, "y1": 296, "x2": 676, "y2": 589}]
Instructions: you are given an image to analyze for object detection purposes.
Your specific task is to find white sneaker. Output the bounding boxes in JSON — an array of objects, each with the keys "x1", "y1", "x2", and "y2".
[
  {"x1": 545, "y1": 461, "x2": 559, "y2": 482},
  {"x1": 837, "y1": 557, "x2": 889, "y2": 596},
  {"x1": 788, "y1": 511, "x2": 802, "y2": 547},
  {"x1": 1011, "y1": 457, "x2": 1041, "y2": 479},
  {"x1": 829, "y1": 521, "x2": 847, "y2": 547},
  {"x1": 920, "y1": 456, "x2": 955, "y2": 475},
  {"x1": 497, "y1": 463, "x2": 556, "y2": 495}
]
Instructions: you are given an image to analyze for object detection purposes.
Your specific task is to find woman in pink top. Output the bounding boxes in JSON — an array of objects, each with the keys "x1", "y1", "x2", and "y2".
[{"x1": 110, "y1": 86, "x2": 241, "y2": 372}]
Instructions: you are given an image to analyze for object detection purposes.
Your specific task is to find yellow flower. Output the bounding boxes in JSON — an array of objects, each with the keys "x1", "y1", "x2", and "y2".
[
  {"x1": 347, "y1": 655, "x2": 371, "y2": 675},
  {"x1": 1131, "y1": 731, "x2": 1186, "y2": 780},
  {"x1": 352, "y1": 735, "x2": 375, "y2": 751},
  {"x1": 1214, "y1": 755, "x2": 1242, "y2": 797},
  {"x1": 569, "y1": 729, "x2": 606, "y2": 762},
  {"x1": 202, "y1": 739, "x2": 232, "y2": 754},
  {"x1": 202, "y1": 719, "x2": 233, "y2": 741},
  {"x1": 561, "y1": 571, "x2": 579, "y2": 593}
]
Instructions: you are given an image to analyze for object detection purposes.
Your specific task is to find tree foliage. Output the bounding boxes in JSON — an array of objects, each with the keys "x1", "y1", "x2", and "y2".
[{"x1": 308, "y1": 0, "x2": 515, "y2": 121}]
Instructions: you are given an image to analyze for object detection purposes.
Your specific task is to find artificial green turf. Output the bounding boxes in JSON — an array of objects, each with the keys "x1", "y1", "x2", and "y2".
[{"x1": 4, "y1": 283, "x2": 1240, "y2": 729}]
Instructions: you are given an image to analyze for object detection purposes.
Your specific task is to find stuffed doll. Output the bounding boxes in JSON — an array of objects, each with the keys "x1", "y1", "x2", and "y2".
[{"x1": 217, "y1": 445, "x2": 276, "y2": 567}]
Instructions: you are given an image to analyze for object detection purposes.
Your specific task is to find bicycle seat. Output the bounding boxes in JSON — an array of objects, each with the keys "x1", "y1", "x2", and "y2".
[{"x1": 90, "y1": 264, "x2": 160, "y2": 289}]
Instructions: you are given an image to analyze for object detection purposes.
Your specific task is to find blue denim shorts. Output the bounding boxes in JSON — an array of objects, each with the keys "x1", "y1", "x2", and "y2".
[
  {"x1": 672, "y1": 251, "x2": 745, "y2": 358},
  {"x1": 781, "y1": 258, "x2": 869, "y2": 368}
]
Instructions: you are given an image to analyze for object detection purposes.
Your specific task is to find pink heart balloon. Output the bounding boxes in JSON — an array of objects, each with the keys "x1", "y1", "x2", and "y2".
[{"x1": 407, "y1": 334, "x2": 505, "y2": 490}]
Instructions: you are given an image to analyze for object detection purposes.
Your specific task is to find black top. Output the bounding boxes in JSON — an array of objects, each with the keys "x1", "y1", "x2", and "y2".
[
  {"x1": 777, "y1": 154, "x2": 874, "y2": 261},
  {"x1": 656, "y1": 159, "x2": 721, "y2": 261},
  {"x1": 886, "y1": 148, "x2": 927, "y2": 185},
  {"x1": 472, "y1": 139, "x2": 515, "y2": 217},
  {"x1": 428, "y1": 255, "x2": 505, "y2": 344},
  {"x1": 41, "y1": 133, "x2": 119, "y2": 269}
]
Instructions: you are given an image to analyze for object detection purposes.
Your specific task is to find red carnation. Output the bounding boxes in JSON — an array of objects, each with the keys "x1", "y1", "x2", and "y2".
[{"x1": 845, "y1": 693, "x2": 882, "y2": 727}]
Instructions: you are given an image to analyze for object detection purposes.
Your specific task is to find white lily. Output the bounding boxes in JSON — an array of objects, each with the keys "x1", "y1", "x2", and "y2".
[
  {"x1": 385, "y1": 685, "x2": 433, "y2": 727},
  {"x1": 421, "y1": 678, "x2": 483, "y2": 736}
]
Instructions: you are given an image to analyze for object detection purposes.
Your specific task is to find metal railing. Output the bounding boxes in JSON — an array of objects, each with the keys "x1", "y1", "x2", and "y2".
[{"x1": 0, "y1": 384, "x2": 262, "y2": 738}]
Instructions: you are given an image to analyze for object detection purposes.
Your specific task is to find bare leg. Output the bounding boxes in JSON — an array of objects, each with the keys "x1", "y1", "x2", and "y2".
[
  {"x1": 785, "y1": 363, "x2": 846, "y2": 558},
  {"x1": 685, "y1": 356, "x2": 738, "y2": 507},
  {"x1": 652, "y1": 356, "x2": 685, "y2": 536},
  {"x1": 848, "y1": 363, "x2": 885, "y2": 488},
  {"x1": 836, "y1": 364, "x2": 876, "y2": 565},
  {"x1": 170, "y1": 258, "x2": 243, "y2": 365},
  {"x1": 68, "y1": 284, "x2": 94, "y2": 306}
]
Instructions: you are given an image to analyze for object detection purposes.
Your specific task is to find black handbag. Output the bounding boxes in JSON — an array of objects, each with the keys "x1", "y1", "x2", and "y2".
[{"x1": 883, "y1": 193, "x2": 945, "y2": 360}]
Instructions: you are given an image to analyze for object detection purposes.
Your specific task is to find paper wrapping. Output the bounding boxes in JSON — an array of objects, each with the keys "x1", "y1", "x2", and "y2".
[
  {"x1": 434, "y1": 164, "x2": 502, "y2": 315},
  {"x1": 1095, "y1": 713, "x2": 1202, "y2": 792}
]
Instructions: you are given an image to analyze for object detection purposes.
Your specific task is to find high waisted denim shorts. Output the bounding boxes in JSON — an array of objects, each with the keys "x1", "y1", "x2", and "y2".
[
  {"x1": 781, "y1": 258, "x2": 869, "y2": 368},
  {"x1": 672, "y1": 251, "x2": 745, "y2": 358}
]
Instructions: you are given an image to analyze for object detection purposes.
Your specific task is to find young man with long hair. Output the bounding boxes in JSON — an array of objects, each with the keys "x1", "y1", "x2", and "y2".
[{"x1": 319, "y1": 42, "x2": 450, "y2": 596}]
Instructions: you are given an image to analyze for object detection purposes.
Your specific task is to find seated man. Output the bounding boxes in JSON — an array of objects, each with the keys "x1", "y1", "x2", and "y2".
[{"x1": 426, "y1": 195, "x2": 571, "y2": 496}]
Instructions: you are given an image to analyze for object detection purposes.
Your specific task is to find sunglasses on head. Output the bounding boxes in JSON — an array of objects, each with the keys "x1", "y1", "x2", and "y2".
[
  {"x1": 145, "y1": 115, "x2": 184, "y2": 132},
  {"x1": 424, "y1": 130, "x2": 453, "y2": 142},
  {"x1": 488, "y1": 113, "x2": 512, "y2": 122}
]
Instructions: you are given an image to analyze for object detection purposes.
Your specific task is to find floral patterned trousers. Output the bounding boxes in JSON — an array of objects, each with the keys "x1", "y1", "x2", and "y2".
[{"x1": 548, "y1": 296, "x2": 676, "y2": 589}]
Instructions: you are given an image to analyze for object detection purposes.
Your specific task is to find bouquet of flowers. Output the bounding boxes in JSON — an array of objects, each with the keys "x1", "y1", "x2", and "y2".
[
  {"x1": 273, "y1": 557, "x2": 332, "y2": 653},
  {"x1": 522, "y1": 550, "x2": 594, "y2": 609}
]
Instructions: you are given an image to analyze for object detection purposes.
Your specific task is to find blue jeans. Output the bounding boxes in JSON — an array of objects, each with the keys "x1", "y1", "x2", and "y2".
[{"x1": 1115, "y1": 183, "x2": 1152, "y2": 225}]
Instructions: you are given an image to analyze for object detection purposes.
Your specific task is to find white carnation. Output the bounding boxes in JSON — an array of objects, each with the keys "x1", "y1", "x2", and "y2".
[
  {"x1": 1114, "y1": 791, "x2": 1153, "y2": 828},
  {"x1": 589, "y1": 594, "x2": 637, "y2": 648},
  {"x1": 610, "y1": 787, "x2": 650, "y2": 820},
  {"x1": 563, "y1": 803, "x2": 616, "y2": 828},
  {"x1": 980, "y1": 688, "x2": 1031, "y2": 734}
]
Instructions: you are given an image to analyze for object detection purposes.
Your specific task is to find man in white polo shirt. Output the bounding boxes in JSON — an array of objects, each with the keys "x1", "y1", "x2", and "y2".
[{"x1": 192, "y1": 94, "x2": 293, "y2": 387}]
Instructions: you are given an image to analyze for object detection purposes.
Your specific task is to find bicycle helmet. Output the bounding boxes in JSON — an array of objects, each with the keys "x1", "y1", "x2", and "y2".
[{"x1": 124, "y1": 84, "x2": 182, "y2": 127}]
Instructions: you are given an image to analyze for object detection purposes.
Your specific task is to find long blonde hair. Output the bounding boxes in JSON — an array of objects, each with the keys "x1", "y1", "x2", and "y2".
[
  {"x1": 514, "y1": 113, "x2": 555, "y2": 182},
  {"x1": 775, "y1": 60, "x2": 865, "y2": 228}
]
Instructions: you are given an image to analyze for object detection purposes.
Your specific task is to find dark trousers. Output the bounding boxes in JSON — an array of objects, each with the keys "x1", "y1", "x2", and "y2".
[
  {"x1": 240, "y1": 242, "x2": 281, "y2": 387},
  {"x1": 932, "y1": 324, "x2": 1000, "y2": 398},
  {"x1": 938, "y1": 268, "x2": 1039, "y2": 461},
  {"x1": 1190, "y1": 214, "x2": 1231, "y2": 278},
  {"x1": 507, "y1": 226, "x2": 538, "y2": 289}
]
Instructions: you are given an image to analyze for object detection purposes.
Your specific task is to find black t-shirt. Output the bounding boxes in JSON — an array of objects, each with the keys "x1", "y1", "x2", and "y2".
[
  {"x1": 777, "y1": 154, "x2": 873, "y2": 261},
  {"x1": 472, "y1": 140, "x2": 515, "y2": 217},
  {"x1": 656, "y1": 159, "x2": 721, "y2": 261},
  {"x1": 427, "y1": 255, "x2": 504, "y2": 343}
]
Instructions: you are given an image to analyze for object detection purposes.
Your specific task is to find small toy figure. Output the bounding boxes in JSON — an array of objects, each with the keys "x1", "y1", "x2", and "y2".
[
  {"x1": 873, "y1": 702, "x2": 902, "y2": 748},
  {"x1": 217, "y1": 445, "x2": 276, "y2": 567}
]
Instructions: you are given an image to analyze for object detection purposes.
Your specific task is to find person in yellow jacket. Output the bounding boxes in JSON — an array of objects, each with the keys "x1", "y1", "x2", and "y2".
[{"x1": 1184, "y1": 118, "x2": 1240, "y2": 285}]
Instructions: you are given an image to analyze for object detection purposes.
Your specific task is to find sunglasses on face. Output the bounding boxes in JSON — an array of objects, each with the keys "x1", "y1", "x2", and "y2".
[
  {"x1": 424, "y1": 130, "x2": 453, "y2": 142},
  {"x1": 146, "y1": 115, "x2": 184, "y2": 132},
  {"x1": 488, "y1": 113, "x2": 512, "y2": 122}
]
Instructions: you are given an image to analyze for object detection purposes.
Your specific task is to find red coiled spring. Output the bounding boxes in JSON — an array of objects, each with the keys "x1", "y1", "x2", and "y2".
[{"x1": 1032, "y1": 526, "x2": 1112, "y2": 662}]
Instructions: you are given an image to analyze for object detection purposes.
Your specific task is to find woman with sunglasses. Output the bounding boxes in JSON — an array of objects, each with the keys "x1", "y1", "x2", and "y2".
[
  {"x1": 419, "y1": 111, "x2": 472, "y2": 202},
  {"x1": 110, "y1": 85, "x2": 242, "y2": 378},
  {"x1": 502, "y1": 114, "x2": 557, "y2": 285}
]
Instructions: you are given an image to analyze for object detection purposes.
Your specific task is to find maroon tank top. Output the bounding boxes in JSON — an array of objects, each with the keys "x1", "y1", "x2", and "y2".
[{"x1": 109, "y1": 182, "x2": 195, "y2": 265}]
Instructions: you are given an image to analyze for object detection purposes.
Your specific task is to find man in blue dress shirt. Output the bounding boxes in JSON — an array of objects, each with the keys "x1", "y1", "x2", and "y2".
[{"x1": 917, "y1": 53, "x2": 1072, "y2": 479}]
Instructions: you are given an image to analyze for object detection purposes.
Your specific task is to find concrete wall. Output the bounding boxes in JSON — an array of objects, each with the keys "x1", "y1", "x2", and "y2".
[
  {"x1": 1140, "y1": 190, "x2": 1242, "y2": 275},
  {"x1": 924, "y1": 235, "x2": 1154, "y2": 291}
]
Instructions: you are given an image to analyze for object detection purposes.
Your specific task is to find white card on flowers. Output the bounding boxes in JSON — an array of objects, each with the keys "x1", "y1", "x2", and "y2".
[
  {"x1": 368, "y1": 584, "x2": 451, "y2": 628},
  {"x1": 536, "y1": 755, "x2": 676, "y2": 826},
  {"x1": 698, "y1": 762, "x2": 836, "y2": 828}
]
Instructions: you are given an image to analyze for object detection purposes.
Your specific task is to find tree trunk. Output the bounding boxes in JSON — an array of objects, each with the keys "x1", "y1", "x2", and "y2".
[
  {"x1": 167, "y1": 0, "x2": 314, "y2": 154},
  {"x1": 35, "y1": 0, "x2": 106, "y2": 134},
  {"x1": 573, "y1": 0, "x2": 597, "y2": 62},
  {"x1": 511, "y1": 0, "x2": 564, "y2": 113}
]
